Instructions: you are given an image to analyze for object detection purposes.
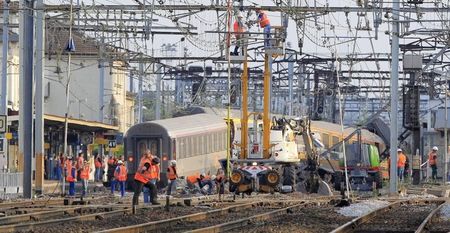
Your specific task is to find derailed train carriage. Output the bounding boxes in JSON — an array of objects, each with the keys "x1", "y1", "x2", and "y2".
[
  {"x1": 124, "y1": 113, "x2": 228, "y2": 187},
  {"x1": 124, "y1": 111, "x2": 386, "y2": 191}
]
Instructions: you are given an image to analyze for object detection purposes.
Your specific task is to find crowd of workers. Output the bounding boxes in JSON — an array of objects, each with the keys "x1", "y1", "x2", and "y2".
[
  {"x1": 394, "y1": 146, "x2": 440, "y2": 183},
  {"x1": 55, "y1": 149, "x2": 225, "y2": 206},
  {"x1": 231, "y1": 7, "x2": 272, "y2": 56}
]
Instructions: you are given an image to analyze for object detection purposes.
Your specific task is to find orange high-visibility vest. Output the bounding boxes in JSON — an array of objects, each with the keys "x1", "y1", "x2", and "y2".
[
  {"x1": 429, "y1": 152, "x2": 437, "y2": 165},
  {"x1": 80, "y1": 165, "x2": 90, "y2": 180},
  {"x1": 168, "y1": 166, "x2": 177, "y2": 180},
  {"x1": 108, "y1": 158, "x2": 115, "y2": 165},
  {"x1": 233, "y1": 21, "x2": 244, "y2": 33},
  {"x1": 397, "y1": 153, "x2": 406, "y2": 168},
  {"x1": 95, "y1": 160, "x2": 102, "y2": 168},
  {"x1": 258, "y1": 11, "x2": 270, "y2": 28},
  {"x1": 115, "y1": 165, "x2": 128, "y2": 182},
  {"x1": 66, "y1": 163, "x2": 75, "y2": 182},
  {"x1": 134, "y1": 163, "x2": 151, "y2": 184},
  {"x1": 187, "y1": 175, "x2": 199, "y2": 184},
  {"x1": 149, "y1": 165, "x2": 159, "y2": 180}
]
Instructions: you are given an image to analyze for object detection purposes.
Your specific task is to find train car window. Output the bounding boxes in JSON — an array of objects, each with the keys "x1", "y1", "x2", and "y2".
[
  {"x1": 332, "y1": 136, "x2": 339, "y2": 146},
  {"x1": 150, "y1": 140, "x2": 158, "y2": 156},
  {"x1": 177, "y1": 138, "x2": 184, "y2": 159},
  {"x1": 322, "y1": 133, "x2": 329, "y2": 148},
  {"x1": 221, "y1": 131, "x2": 226, "y2": 150},
  {"x1": 213, "y1": 132, "x2": 217, "y2": 152},
  {"x1": 191, "y1": 136, "x2": 198, "y2": 156},
  {"x1": 207, "y1": 133, "x2": 211, "y2": 154},
  {"x1": 201, "y1": 134, "x2": 206, "y2": 155},
  {"x1": 185, "y1": 137, "x2": 190, "y2": 158},
  {"x1": 137, "y1": 140, "x2": 148, "y2": 160}
]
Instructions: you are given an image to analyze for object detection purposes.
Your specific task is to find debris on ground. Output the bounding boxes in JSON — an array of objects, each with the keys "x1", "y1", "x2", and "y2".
[
  {"x1": 439, "y1": 203, "x2": 450, "y2": 220},
  {"x1": 337, "y1": 200, "x2": 389, "y2": 217}
]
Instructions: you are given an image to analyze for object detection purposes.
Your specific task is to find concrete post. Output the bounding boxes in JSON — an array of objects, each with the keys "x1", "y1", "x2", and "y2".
[
  {"x1": 138, "y1": 62, "x2": 143, "y2": 123},
  {"x1": 19, "y1": 0, "x2": 35, "y2": 199},
  {"x1": 155, "y1": 64, "x2": 161, "y2": 120},
  {"x1": 2, "y1": 1, "x2": 9, "y2": 115},
  {"x1": 389, "y1": 0, "x2": 400, "y2": 195},
  {"x1": 34, "y1": 0, "x2": 45, "y2": 194}
]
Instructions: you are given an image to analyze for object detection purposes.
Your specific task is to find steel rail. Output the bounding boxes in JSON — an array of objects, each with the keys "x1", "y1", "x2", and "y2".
[
  {"x1": 97, "y1": 198, "x2": 337, "y2": 233},
  {"x1": 415, "y1": 201, "x2": 447, "y2": 233},
  {"x1": 96, "y1": 201, "x2": 266, "y2": 233},
  {"x1": 184, "y1": 203, "x2": 304, "y2": 233},
  {"x1": 331, "y1": 199, "x2": 446, "y2": 233},
  {"x1": 0, "y1": 205, "x2": 159, "y2": 233},
  {"x1": 0, "y1": 204, "x2": 130, "y2": 225}
]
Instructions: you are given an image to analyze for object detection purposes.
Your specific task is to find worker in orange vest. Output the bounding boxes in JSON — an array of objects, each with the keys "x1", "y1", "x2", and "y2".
[
  {"x1": 428, "y1": 146, "x2": 439, "y2": 182},
  {"x1": 66, "y1": 158, "x2": 77, "y2": 197},
  {"x1": 232, "y1": 12, "x2": 247, "y2": 56},
  {"x1": 132, "y1": 157, "x2": 160, "y2": 206},
  {"x1": 79, "y1": 161, "x2": 90, "y2": 197},
  {"x1": 255, "y1": 8, "x2": 271, "y2": 48},
  {"x1": 94, "y1": 155, "x2": 103, "y2": 182},
  {"x1": 397, "y1": 149, "x2": 407, "y2": 182},
  {"x1": 113, "y1": 160, "x2": 127, "y2": 197},
  {"x1": 186, "y1": 173, "x2": 213, "y2": 195},
  {"x1": 166, "y1": 160, "x2": 178, "y2": 196}
]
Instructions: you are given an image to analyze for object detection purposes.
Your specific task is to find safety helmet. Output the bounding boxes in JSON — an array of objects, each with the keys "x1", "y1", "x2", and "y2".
[
  {"x1": 152, "y1": 157, "x2": 160, "y2": 164},
  {"x1": 397, "y1": 148, "x2": 402, "y2": 152},
  {"x1": 211, "y1": 175, "x2": 217, "y2": 180},
  {"x1": 117, "y1": 160, "x2": 123, "y2": 164},
  {"x1": 433, "y1": 146, "x2": 439, "y2": 151},
  {"x1": 170, "y1": 160, "x2": 177, "y2": 166},
  {"x1": 200, "y1": 173, "x2": 206, "y2": 177},
  {"x1": 237, "y1": 12, "x2": 243, "y2": 18}
]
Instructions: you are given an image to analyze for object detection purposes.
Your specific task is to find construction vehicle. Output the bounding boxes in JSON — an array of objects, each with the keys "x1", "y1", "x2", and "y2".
[
  {"x1": 334, "y1": 143, "x2": 383, "y2": 191},
  {"x1": 220, "y1": 12, "x2": 332, "y2": 196}
]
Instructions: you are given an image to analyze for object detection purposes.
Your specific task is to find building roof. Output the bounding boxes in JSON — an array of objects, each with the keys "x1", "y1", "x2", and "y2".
[
  {"x1": 45, "y1": 21, "x2": 100, "y2": 57},
  {"x1": 0, "y1": 29, "x2": 19, "y2": 43}
]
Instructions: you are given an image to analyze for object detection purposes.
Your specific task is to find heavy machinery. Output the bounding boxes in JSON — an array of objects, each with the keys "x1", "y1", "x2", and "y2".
[
  {"x1": 221, "y1": 12, "x2": 332, "y2": 195},
  {"x1": 334, "y1": 143, "x2": 383, "y2": 191},
  {"x1": 224, "y1": 116, "x2": 333, "y2": 195}
]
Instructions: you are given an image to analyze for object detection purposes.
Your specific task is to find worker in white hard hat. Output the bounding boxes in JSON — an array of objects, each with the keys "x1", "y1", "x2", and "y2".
[
  {"x1": 428, "y1": 146, "x2": 439, "y2": 182},
  {"x1": 113, "y1": 160, "x2": 127, "y2": 197},
  {"x1": 232, "y1": 11, "x2": 247, "y2": 56},
  {"x1": 166, "y1": 160, "x2": 178, "y2": 196}
]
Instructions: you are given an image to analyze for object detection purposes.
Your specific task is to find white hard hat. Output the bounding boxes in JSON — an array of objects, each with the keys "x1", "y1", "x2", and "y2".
[
  {"x1": 237, "y1": 12, "x2": 243, "y2": 18},
  {"x1": 397, "y1": 148, "x2": 402, "y2": 152},
  {"x1": 433, "y1": 146, "x2": 438, "y2": 151},
  {"x1": 117, "y1": 160, "x2": 123, "y2": 164},
  {"x1": 200, "y1": 173, "x2": 206, "y2": 177},
  {"x1": 211, "y1": 175, "x2": 217, "y2": 180},
  {"x1": 170, "y1": 160, "x2": 177, "y2": 166}
]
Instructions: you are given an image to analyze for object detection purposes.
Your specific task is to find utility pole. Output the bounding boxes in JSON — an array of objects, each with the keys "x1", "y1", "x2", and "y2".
[
  {"x1": 19, "y1": 0, "x2": 35, "y2": 199},
  {"x1": 155, "y1": 63, "x2": 161, "y2": 120},
  {"x1": 34, "y1": 0, "x2": 45, "y2": 194},
  {"x1": 2, "y1": 0, "x2": 9, "y2": 116},
  {"x1": 138, "y1": 62, "x2": 143, "y2": 123},
  {"x1": 99, "y1": 44, "x2": 105, "y2": 123},
  {"x1": 445, "y1": 74, "x2": 449, "y2": 183},
  {"x1": 287, "y1": 52, "x2": 294, "y2": 116},
  {"x1": 389, "y1": 0, "x2": 400, "y2": 195}
]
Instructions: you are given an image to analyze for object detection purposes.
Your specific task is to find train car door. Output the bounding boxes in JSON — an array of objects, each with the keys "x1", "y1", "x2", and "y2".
[{"x1": 135, "y1": 138, "x2": 161, "y2": 161}]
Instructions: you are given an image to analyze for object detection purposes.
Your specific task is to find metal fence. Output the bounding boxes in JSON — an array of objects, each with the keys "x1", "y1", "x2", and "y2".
[{"x1": 0, "y1": 172, "x2": 23, "y2": 199}]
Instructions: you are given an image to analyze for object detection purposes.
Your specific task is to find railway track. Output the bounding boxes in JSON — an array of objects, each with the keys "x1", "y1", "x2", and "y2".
[
  {"x1": 96, "y1": 199, "x2": 339, "y2": 233},
  {"x1": 332, "y1": 199, "x2": 447, "y2": 233},
  {"x1": 0, "y1": 204, "x2": 144, "y2": 233}
]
